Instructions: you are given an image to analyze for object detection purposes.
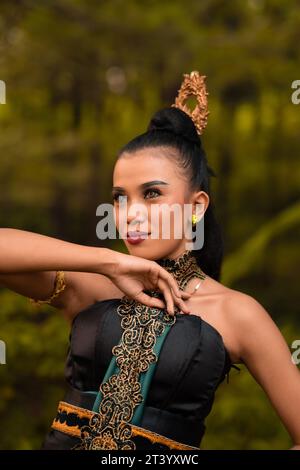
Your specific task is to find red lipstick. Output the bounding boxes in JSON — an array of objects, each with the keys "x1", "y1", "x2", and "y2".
[{"x1": 127, "y1": 231, "x2": 149, "y2": 245}]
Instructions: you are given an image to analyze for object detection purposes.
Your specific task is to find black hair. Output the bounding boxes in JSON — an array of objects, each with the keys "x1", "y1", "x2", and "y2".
[{"x1": 116, "y1": 106, "x2": 224, "y2": 281}]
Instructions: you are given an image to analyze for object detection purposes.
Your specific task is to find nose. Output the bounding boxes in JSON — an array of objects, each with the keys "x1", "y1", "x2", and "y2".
[
  {"x1": 127, "y1": 210, "x2": 146, "y2": 226},
  {"x1": 127, "y1": 202, "x2": 148, "y2": 227}
]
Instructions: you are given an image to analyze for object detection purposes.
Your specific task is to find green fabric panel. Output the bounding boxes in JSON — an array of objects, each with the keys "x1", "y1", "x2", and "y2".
[
  {"x1": 131, "y1": 324, "x2": 172, "y2": 425},
  {"x1": 91, "y1": 321, "x2": 173, "y2": 424}
]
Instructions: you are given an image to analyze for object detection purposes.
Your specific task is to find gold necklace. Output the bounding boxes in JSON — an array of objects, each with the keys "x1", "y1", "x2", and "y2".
[{"x1": 190, "y1": 278, "x2": 206, "y2": 295}]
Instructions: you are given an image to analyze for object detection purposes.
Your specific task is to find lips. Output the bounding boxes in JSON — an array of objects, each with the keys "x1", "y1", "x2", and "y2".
[{"x1": 127, "y1": 231, "x2": 149, "y2": 239}]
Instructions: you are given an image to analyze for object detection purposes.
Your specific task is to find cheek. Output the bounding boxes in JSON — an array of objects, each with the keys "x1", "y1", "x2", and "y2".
[
  {"x1": 113, "y1": 205, "x2": 119, "y2": 226},
  {"x1": 149, "y1": 200, "x2": 186, "y2": 238},
  {"x1": 114, "y1": 205, "x2": 126, "y2": 235}
]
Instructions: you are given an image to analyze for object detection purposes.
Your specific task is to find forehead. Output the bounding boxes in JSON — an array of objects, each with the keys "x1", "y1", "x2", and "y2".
[{"x1": 113, "y1": 147, "x2": 184, "y2": 185}]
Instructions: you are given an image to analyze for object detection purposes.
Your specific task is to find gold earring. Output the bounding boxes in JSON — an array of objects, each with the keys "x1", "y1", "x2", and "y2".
[{"x1": 192, "y1": 214, "x2": 198, "y2": 225}]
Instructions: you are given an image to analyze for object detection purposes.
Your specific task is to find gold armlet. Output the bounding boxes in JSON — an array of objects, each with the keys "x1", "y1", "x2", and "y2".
[{"x1": 29, "y1": 270, "x2": 66, "y2": 306}]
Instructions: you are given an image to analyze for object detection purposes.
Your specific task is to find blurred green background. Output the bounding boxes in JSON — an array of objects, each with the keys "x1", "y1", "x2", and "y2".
[{"x1": 0, "y1": 0, "x2": 300, "y2": 450}]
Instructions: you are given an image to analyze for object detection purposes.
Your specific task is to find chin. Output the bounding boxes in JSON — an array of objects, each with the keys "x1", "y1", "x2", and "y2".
[
  {"x1": 126, "y1": 241, "x2": 178, "y2": 262},
  {"x1": 125, "y1": 242, "x2": 159, "y2": 260}
]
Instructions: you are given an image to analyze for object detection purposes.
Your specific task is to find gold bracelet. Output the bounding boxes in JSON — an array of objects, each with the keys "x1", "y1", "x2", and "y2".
[{"x1": 29, "y1": 270, "x2": 66, "y2": 306}]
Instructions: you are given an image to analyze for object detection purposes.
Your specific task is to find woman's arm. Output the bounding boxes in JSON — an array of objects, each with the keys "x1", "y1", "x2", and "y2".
[
  {"x1": 0, "y1": 228, "x2": 117, "y2": 274},
  {"x1": 0, "y1": 228, "x2": 122, "y2": 317},
  {"x1": 229, "y1": 292, "x2": 300, "y2": 449},
  {"x1": 0, "y1": 228, "x2": 190, "y2": 319},
  {"x1": 0, "y1": 270, "x2": 124, "y2": 319}
]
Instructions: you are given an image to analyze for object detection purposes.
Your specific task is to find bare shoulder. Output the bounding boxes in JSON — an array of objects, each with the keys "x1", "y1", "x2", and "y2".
[
  {"x1": 222, "y1": 285, "x2": 272, "y2": 327},
  {"x1": 190, "y1": 275, "x2": 274, "y2": 364},
  {"x1": 219, "y1": 282, "x2": 282, "y2": 362},
  {"x1": 201, "y1": 273, "x2": 270, "y2": 319}
]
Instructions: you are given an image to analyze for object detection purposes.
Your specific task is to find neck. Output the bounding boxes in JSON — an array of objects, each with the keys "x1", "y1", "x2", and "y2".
[{"x1": 155, "y1": 250, "x2": 205, "y2": 291}]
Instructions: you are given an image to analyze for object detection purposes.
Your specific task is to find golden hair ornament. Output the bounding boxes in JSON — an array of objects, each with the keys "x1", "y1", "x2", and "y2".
[{"x1": 171, "y1": 71, "x2": 209, "y2": 136}]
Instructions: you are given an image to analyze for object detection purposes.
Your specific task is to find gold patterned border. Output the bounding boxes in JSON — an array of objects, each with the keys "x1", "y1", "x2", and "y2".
[{"x1": 51, "y1": 401, "x2": 199, "y2": 451}]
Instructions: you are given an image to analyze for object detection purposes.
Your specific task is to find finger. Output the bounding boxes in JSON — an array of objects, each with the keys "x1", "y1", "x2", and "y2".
[
  {"x1": 148, "y1": 266, "x2": 159, "y2": 289},
  {"x1": 170, "y1": 289, "x2": 191, "y2": 314},
  {"x1": 177, "y1": 298, "x2": 191, "y2": 314},
  {"x1": 159, "y1": 269, "x2": 182, "y2": 299},
  {"x1": 134, "y1": 291, "x2": 166, "y2": 309},
  {"x1": 157, "y1": 277, "x2": 174, "y2": 315},
  {"x1": 158, "y1": 270, "x2": 191, "y2": 309},
  {"x1": 158, "y1": 269, "x2": 191, "y2": 314},
  {"x1": 180, "y1": 291, "x2": 191, "y2": 299},
  {"x1": 150, "y1": 297, "x2": 166, "y2": 309}
]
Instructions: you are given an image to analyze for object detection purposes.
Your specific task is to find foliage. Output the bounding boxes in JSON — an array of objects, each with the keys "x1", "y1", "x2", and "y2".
[{"x1": 0, "y1": 0, "x2": 299, "y2": 449}]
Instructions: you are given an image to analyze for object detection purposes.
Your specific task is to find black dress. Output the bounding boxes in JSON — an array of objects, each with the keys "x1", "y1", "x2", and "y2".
[{"x1": 42, "y1": 297, "x2": 234, "y2": 450}]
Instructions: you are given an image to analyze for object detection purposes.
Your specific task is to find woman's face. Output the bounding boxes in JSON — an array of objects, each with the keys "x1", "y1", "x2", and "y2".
[{"x1": 112, "y1": 146, "x2": 209, "y2": 260}]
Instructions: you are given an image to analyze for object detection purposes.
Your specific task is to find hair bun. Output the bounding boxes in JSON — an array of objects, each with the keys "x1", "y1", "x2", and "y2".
[{"x1": 147, "y1": 107, "x2": 201, "y2": 146}]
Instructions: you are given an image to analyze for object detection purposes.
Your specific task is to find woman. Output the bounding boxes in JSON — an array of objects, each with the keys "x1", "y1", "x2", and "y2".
[{"x1": 0, "y1": 72, "x2": 299, "y2": 451}]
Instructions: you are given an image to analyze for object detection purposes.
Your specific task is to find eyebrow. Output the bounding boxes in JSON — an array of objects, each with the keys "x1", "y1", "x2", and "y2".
[{"x1": 112, "y1": 180, "x2": 169, "y2": 193}]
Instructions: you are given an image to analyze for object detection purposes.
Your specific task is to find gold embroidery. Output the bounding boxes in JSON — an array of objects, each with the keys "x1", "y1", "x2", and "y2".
[
  {"x1": 72, "y1": 292, "x2": 175, "y2": 450},
  {"x1": 132, "y1": 423, "x2": 199, "y2": 450},
  {"x1": 156, "y1": 250, "x2": 206, "y2": 290},
  {"x1": 52, "y1": 401, "x2": 199, "y2": 450},
  {"x1": 72, "y1": 250, "x2": 204, "y2": 450}
]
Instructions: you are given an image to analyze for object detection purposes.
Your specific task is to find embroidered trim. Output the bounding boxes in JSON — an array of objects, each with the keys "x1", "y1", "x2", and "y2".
[
  {"x1": 52, "y1": 401, "x2": 199, "y2": 451},
  {"x1": 72, "y1": 293, "x2": 176, "y2": 450},
  {"x1": 156, "y1": 250, "x2": 206, "y2": 290},
  {"x1": 52, "y1": 401, "x2": 94, "y2": 437},
  {"x1": 70, "y1": 250, "x2": 204, "y2": 450}
]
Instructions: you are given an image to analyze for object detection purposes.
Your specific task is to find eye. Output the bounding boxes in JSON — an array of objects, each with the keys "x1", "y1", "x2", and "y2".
[
  {"x1": 112, "y1": 193, "x2": 127, "y2": 203},
  {"x1": 144, "y1": 188, "x2": 161, "y2": 199}
]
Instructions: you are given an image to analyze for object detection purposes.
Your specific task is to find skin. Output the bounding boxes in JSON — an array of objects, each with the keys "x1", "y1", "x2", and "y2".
[
  {"x1": 112, "y1": 146, "x2": 300, "y2": 449},
  {"x1": 112, "y1": 146, "x2": 206, "y2": 261},
  {"x1": 0, "y1": 145, "x2": 299, "y2": 449}
]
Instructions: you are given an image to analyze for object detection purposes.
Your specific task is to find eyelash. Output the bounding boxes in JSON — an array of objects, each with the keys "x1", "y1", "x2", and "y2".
[
  {"x1": 112, "y1": 188, "x2": 161, "y2": 202},
  {"x1": 144, "y1": 188, "x2": 161, "y2": 199}
]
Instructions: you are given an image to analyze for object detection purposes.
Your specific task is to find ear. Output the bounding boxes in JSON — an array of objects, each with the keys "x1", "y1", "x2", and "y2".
[{"x1": 192, "y1": 191, "x2": 209, "y2": 220}]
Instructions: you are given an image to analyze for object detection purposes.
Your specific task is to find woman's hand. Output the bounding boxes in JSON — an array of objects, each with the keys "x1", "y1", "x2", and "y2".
[{"x1": 105, "y1": 251, "x2": 191, "y2": 315}]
